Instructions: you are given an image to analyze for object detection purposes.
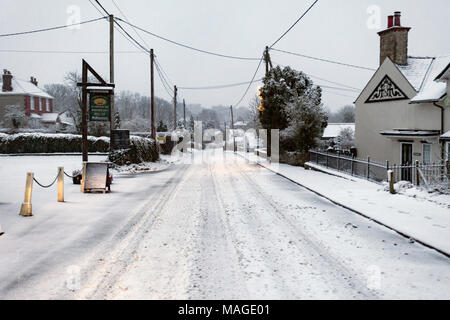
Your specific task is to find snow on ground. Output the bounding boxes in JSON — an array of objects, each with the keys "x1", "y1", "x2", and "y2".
[
  {"x1": 238, "y1": 151, "x2": 450, "y2": 256},
  {"x1": 0, "y1": 151, "x2": 449, "y2": 300}
]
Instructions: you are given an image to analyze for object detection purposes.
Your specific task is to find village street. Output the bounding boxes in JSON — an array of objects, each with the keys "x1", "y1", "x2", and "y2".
[{"x1": 0, "y1": 149, "x2": 449, "y2": 300}]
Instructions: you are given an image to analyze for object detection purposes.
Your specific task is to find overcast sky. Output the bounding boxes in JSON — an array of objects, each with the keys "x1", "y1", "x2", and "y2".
[{"x1": 1, "y1": 0, "x2": 449, "y2": 111}]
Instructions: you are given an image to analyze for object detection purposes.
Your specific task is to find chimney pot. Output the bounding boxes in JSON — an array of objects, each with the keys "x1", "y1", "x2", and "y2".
[
  {"x1": 387, "y1": 15, "x2": 394, "y2": 28},
  {"x1": 2, "y1": 70, "x2": 13, "y2": 92},
  {"x1": 394, "y1": 11, "x2": 401, "y2": 26}
]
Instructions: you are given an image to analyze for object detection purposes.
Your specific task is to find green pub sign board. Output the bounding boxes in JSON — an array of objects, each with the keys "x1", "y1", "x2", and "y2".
[{"x1": 89, "y1": 92, "x2": 111, "y2": 121}]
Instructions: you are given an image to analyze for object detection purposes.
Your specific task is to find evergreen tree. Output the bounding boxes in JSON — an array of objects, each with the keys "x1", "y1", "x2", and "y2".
[{"x1": 259, "y1": 66, "x2": 327, "y2": 155}]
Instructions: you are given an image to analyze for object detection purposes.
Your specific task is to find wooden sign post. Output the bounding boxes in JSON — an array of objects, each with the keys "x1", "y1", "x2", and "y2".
[{"x1": 77, "y1": 59, "x2": 115, "y2": 162}]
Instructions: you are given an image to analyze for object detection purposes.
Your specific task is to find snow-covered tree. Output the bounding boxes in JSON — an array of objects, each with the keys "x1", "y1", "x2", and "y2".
[
  {"x1": 283, "y1": 85, "x2": 327, "y2": 153},
  {"x1": 248, "y1": 94, "x2": 262, "y2": 130},
  {"x1": 335, "y1": 127, "x2": 355, "y2": 151},
  {"x1": 259, "y1": 66, "x2": 327, "y2": 155},
  {"x1": 2, "y1": 105, "x2": 28, "y2": 130}
]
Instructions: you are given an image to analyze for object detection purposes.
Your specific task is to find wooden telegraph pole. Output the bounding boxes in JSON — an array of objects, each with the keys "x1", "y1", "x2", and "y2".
[
  {"x1": 150, "y1": 49, "x2": 155, "y2": 138},
  {"x1": 173, "y1": 85, "x2": 178, "y2": 130},
  {"x1": 230, "y1": 105, "x2": 236, "y2": 152},
  {"x1": 81, "y1": 61, "x2": 88, "y2": 162},
  {"x1": 109, "y1": 15, "x2": 115, "y2": 134},
  {"x1": 264, "y1": 46, "x2": 273, "y2": 76},
  {"x1": 183, "y1": 99, "x2": 186, "y2": 129}
]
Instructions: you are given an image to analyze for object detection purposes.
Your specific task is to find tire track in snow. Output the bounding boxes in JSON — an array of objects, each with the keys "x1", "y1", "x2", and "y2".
[
  {"x1": 224, "y1": 159, "x2": 379, "y2": 299},
  {"x1": 76, "y1": 164, "x2": 194, "y2": 299},
  {"x1": 187, "y1": 162, "x2": 249, "y2": 299}
]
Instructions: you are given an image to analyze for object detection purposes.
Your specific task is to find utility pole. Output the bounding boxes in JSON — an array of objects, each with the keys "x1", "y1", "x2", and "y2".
[
  {"x1": 109, "y1": 14, "x2": 115, "y2": 134},
  {"x1": 224, "y1": 121, "x2": 227, "y2": 151},
  {"x1": 81, "y1": 61, "x2": 88, "y2": 162},
  {"x1": 183, "y1": 99, "x2": 186, "y2": 129},
  {"x1": 264, "y1": 46, "x2": 273, "y2": 76},
  {"x1": 230, "y1": 105, "x2": 236, "y2": 152},
  {"x1": 150, "y1": 49, "x2": 155, "y2": 138},
  {"x1": 173, "y1": 85, "x2": 178, "y2": 130}
]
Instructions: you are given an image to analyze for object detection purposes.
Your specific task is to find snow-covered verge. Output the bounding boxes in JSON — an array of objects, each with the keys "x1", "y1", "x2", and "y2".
[{"x1": 238, "y1": 152, "x2": 450, "y2": 256}]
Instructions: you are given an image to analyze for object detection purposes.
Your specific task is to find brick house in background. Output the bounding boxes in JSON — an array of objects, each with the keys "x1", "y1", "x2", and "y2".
[{"x1": 0, "y1": 69, "x2": 54, "y2": 124}]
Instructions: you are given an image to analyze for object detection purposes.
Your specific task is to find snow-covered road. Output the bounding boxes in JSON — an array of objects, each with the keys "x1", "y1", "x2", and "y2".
[{"x1": 1, "y1": 151, "x2": 449, "y2": 299}]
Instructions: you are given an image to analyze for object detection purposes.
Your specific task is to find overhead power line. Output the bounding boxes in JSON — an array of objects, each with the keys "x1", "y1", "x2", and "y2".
[
  {"x1": 233, "y1": 55, "x2": 265, "y2": 107},
  {"x1": 272, "y1": 59, "x2": 362, "y2": 90},
  {"x1": 179, "y1": 78, "x2": 264, "y2": 90},
  {"x1": 114, "y1": 18, "x2": 261, "y2": 61},
  {"x1": 316, "y1": 85, "x2": 360, "y2": 93},
  {"x1": 271, "y1": 48, "x2": 376, "y2": 71},
  {"x1": 88, "y1": 0, "x2": 148, "y2": 53},
  {"x1": 0, "y1": 49, "x2": 145, "y2": 54},
  {"x1": 270, "y1": 0, "x2": 319, "y2": 48},
  {"x1": 0, "y1": 17, "x2": 107, "y2": 38},
  {"x1": 111, "y1": 0, "x2": 151, "y2": 50},
  {"x1": 92, "y1": 0, "x2": 149, "y2": 53}
]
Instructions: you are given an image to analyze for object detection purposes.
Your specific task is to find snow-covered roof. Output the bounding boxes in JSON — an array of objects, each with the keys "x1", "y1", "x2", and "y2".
[
  {"x1": 380, "y1": 129, "x2": 440, "y2": 138},
  {"x1": 435, "y1": 62, "x2": 450, "y2": 82},
  {"x1": 30, "y1": 113, "x2": 42, "y2": 119},
  {"x1": 395, "y1": 56, "x2": 450, "y2": 103},
  {"x1": 322, "y1": 123, "x2": 355, "y2": 139},
  {"x1": 234, "y1": 121, "x2": 248, "y2": 127},
  {"x1": 396, "y1": 57, "x2": 433, "y2": 91},
  {"x1": 0, "y1": 76, "x2": 53, "y2": 99},
  {"x1": 58, "y1": 111, "x2": 75, "y2": 126},
  {"x1": 40, "y1": 113, "x2": 59, "y2": 123}
]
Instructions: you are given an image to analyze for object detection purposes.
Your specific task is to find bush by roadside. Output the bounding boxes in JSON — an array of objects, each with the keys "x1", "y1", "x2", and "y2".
[
  {"x1": 0, "y1": 132, "x2": 109, "y2": 154},
  {"x1": 108, "y1": 136, "x2": 159, "y2": 165}
]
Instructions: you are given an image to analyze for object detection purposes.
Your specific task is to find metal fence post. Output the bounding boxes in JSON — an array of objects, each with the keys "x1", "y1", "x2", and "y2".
[
  {"x1": 351, "y1": 156, "x2": 354, "y2": 176},
  {"x1": 367, "y1": 157, "x2": 370, "y2": 180},
  {"x1": 326, "y1": 150, "x2": 329, "y2": 168},
  {"x1": 386, "y1": 160, "x2": 390, "y2": 182},
  {"x1": 337, "y1": 151, "x2": 340, "y2": 172}
]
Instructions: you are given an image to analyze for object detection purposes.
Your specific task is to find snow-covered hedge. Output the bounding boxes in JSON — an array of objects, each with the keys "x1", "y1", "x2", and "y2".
[
  {"x1": 108, "y1": 136, "x2": 159, "y2": 165},
  {"x1": 0, "y1": 133, "x2": 109, "y2": 154}
]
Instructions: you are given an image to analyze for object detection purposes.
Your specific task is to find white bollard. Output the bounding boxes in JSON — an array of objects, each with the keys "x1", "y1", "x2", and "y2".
[
  {"x1": 57, "y1": 167, "x2": 64, "y2": 202},
  {"x1": 20, "y1": 172, "x2": 34, "y2": 217}
]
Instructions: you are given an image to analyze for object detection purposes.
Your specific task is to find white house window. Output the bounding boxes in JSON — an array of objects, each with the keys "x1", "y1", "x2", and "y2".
[
  {"x1": 45, "y1": 99, "x2": 50, "y2": 112},
  {"x1": 30, "y1": 96, "x2": 35, "y2": 110},
  {"x1": 422, "y1": 143, "x2": 432, "y2": 164}
]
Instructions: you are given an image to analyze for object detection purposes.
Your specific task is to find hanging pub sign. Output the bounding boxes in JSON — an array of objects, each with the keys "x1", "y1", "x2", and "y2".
[
  {"x1": 366, "y1": 75, "x2": 408, "y2": 103},
  {"x1": 89, "y1": 91, "x2": 111, "y2": 121}
]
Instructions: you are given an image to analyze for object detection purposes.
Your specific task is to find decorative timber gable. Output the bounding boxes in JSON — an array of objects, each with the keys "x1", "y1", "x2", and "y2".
[{"x1": 365, "y1": 75, "x2": 408, "y2": 103}]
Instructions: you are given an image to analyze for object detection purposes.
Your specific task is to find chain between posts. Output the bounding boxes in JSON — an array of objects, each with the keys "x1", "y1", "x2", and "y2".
[
  {"x1": 63, "y1": 171, "x2": 76, "y2": 179},
  {"x1": 33, "y1": 174, "x2": 59, "y2": 189}
]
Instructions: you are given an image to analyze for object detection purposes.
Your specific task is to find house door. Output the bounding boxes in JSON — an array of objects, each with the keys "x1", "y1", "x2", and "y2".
[{"x1": 401, "y1": 143, "x2": 413, "y2": 181}]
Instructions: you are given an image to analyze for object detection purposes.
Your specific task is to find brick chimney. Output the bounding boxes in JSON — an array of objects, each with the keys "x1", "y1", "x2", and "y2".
[
  {"x1": 2, "y1": 69, "x2": 13, "y2": 92},
  {"x1": 30, "y1": 77, "x2": 38, "y2": 86},
  {"x1": 378, "y1": 11, "x2": 411, "y2": 66}
]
